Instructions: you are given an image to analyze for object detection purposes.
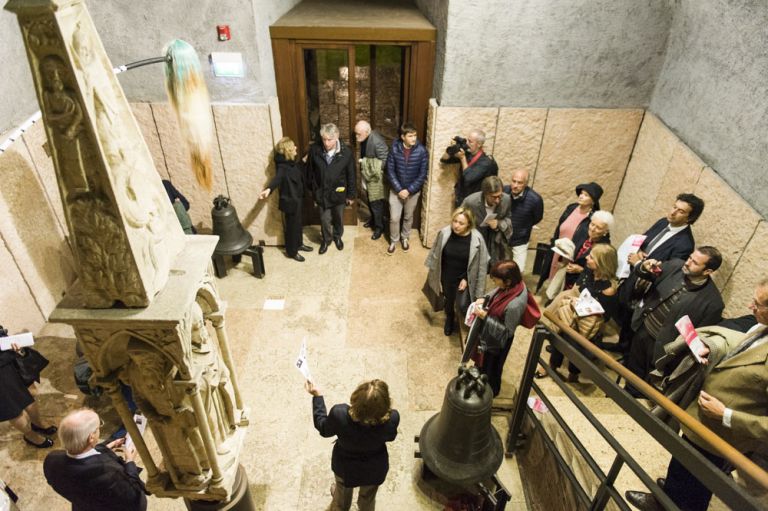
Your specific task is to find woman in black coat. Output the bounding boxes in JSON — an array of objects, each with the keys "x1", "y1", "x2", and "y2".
[
  {"x1": 305, "y1": 379, "x2": 399, "y2": 511},
  {"x1": 259, "y1": 137, "x2": 313, "y2": 261},
  {"x1": 0, "y1": 325, "x2": 57, "y2": 448}
]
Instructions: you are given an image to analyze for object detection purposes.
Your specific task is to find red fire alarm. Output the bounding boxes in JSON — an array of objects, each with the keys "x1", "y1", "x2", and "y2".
[{"x1": 217, "y1": 25, "x2": 231, "y2": 41}]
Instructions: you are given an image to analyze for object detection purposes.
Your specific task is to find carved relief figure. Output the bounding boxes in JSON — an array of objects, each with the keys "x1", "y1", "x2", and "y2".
[
  {"x1": 40, "y1": 54, "x2": 90, "y2": 193},
  {"x1": 124, "y1": 342, "x2": 211, "y2": 490}
]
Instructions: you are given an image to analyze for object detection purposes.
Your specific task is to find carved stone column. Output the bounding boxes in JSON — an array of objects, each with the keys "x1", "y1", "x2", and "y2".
[
  {"x1": 6, "y1": 0, "x2": 251, "y2": 505},
  {"x1": 51, "y1": 236, "x2": 249, "y2": 502},
  {"x1": 6, "y1": 0, "x2": 185, "y2": 308}
]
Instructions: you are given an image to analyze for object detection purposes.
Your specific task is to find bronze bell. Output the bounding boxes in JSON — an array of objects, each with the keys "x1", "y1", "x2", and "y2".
[
  {"x1": 211, "y1": 195, "x2": 253, "y2": 255},
  {"x1": 419, "y1": 365, "x2": 503, "y2": 487}
]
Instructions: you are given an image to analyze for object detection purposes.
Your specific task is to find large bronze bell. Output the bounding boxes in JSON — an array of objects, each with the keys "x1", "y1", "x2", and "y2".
[
  {"x1": 419, "y1": 365, "x2": 503, "y2": 487},
  {"x1": 211, "y1": 195, "x2": 253, "y2": 255}
]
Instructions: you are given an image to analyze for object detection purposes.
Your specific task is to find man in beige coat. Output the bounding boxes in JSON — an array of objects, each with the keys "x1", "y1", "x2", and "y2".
[{"x1": 626, "y1": 277, "x2": 768, "y2": 511}]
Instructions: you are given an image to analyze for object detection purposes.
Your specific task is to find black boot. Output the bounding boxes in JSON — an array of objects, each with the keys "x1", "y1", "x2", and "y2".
[{"x1": 443, "y1": 315, "x2": 454, "y2": 336}]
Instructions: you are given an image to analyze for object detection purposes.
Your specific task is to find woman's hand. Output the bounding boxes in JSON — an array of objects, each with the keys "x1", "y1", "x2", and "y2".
[
  {"x1": 304, "y1": 380, "x2": 321, "y2": 397},
  {"x1": 258, "y1": 188, "x2": 271, "y2": 200},
  {"x1": 565, "y1": 263, "x2": 583, "y2": 274},
  {"x1": 475, "y1": 306, "x2": 488, "y2": 319},
  {"x1": 10, "y1": 342, "x2": 21, "y2": 353},
  {"x1": 474, "y1": 297, "x2": 485, "y2": 307},
  {"x1": 458, "y1": 279, "x2": 468, "y2": 291}
]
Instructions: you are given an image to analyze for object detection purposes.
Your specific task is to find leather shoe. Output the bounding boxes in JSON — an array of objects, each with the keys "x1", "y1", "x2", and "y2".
[
  {"x1": 363, "y1": 220, "x2": 373, "y2": 228},
  {"x1": 624, "y1": 491, "x2": 662, "y2": 511},
  {"x1": 401, "y1": 238, "x2": 410, "y2": 252},
  {"x1": 371, "y1": 230, "x2": 382, "y2": 240},
  {"x1": 291, "y1": 253, "x2": 305, "y2": 262},
  {"x1": 443, "y1": 317, "x2": 454, "y2": 336},
  {"x1": 298, "y1": 244, "x2": 313, "y2": 252},
  {"x1": 319, "y1": 242, "x2": 328, "y2": 254},
  {"x1": 387, "y1": 243, "x2": 396, "y2": 255},
  {"x1": 31, "y1": 423, "x2": 58, "y2": 436},
  {"x1": 566, "y1": 372, "x2": 579, "y2": 383},
  {"x1": 334, "y1": 238, "x2": 344, "y2": 250},
  {"x1": 24, "y1": 436, "x2": 54, "y2": 449}
]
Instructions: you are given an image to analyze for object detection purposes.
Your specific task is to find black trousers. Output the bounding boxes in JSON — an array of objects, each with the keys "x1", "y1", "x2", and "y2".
[
  {"x1": 664, "y1": 435, "x2": 730, "y2": 511},
  {"x1": 369, "y1": 199, "x2": 386, "y2": 231},
  {"x1": 283, "y1": 209, "x2": 303, "y2": 257},
  {"x1": 441, "y1": 273, "x2": 463, "y2": 324},
  {"x1": 481, "y1": 336, "x2": 514, "y2": 397}
]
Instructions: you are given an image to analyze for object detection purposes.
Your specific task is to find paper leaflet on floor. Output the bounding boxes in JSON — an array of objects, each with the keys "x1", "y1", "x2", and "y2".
[{"x1": 295, "y1": 337, "x2": 313, "y2": 382}]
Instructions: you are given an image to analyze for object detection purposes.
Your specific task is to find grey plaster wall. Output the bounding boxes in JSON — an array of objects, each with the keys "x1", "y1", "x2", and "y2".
[
  {"x1": 1, "y1": 0, "x2": 299, "y2": 134},
  {"x1": 424, "y1": 0, "x2": 674, "y2": 108},
  {"x1": 0, "y1": 10, "x2": 38, "y2": 135},
  {"x1": 649, "y1": 0, "x2": 768, "y2": 218},
  {"x1": 414, "y1": 0, "x2": 448, "y2": 101}
]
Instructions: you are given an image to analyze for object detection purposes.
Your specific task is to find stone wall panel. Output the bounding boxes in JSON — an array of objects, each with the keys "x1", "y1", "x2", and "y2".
[
  {"x1": 651, "y1": 142, "x2": 705, "y2": 221},
  {"x1": 0, "y1": 146, "x2": 75, "y2": 318},
  {"x1": 612, "y1": 113, "x2": 674, "y2": 244},
  {"x1": 212, "y1": 104, "x2": 280, "y2": 244},
  {"x1": 721, "y1": 221, "x2": 768, "y2": 317},
  {"x1": 21, "y1": 122, "x2": 69, "y2": 238},
  {"x1": 0, "y1": 235, "x2": 45, "y2": 333},
  {"x1": 130, "y1": 102, "x2": 169, "y2": 180},
  {"x1": 422, "y1": 106, "x2": 499, "y2": 246},
  {"x1": 532, "y1": 109, "x2": 644, "y2": 245},
  {"x1": 494, "y1": 108, "x2": 547, "y2": 186},
  {"x1": 692, "y1": 167, "x2": 761, "y2": 290},
  {"x1": 151, "y1": 102, "x2": 228, "y2": 232}
]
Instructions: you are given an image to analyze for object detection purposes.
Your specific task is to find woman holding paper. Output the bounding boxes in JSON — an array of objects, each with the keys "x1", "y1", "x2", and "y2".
[
  {"x1": 424, "y1": 206, "x2": 490, "y2": 336},
  {"x1": 472, "y1": 260, "x2": 533, "y2": 396},
  {"x1": 563, "y1": 210, "x2": 614, "y2": 289},
  {"x1": 305, "y1": 379, "x2": 399, "y2": 511},
  {"x1": 0, "y1": 326, "x2": 57, "y2": 448},
  {"x1": 540, "y1": 244, "x2": 619, "y2": 382}
]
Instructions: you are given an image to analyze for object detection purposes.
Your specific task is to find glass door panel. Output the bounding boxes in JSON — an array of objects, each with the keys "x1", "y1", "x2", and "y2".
[{"x1": 303, "y1": 48, "x2": 350, "y2": 143}]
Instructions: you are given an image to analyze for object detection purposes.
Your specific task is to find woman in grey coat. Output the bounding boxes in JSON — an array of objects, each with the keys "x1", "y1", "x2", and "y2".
[{"x1": 425, "y1": 206, "x2": 490, "y2": 336}]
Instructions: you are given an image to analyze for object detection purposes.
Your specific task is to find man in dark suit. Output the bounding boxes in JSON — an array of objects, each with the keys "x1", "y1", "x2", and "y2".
[
  {"x1": 306, "y1": 123, "x2": 356, "y2": 254},
  {"x1": 610, "y1": 194, "x2": 704, "y2": 353},
  {"x1": 44, "y1": 409, "x2": 147, "y2": 511},
  {"x1": 462, "y1": 176, "x2": 512, "y2": 265},
  {"x1": 625, "y1": 246, "x2": 725, "y2": 396},
  {"x1": 626, "y1": 278, "x2": 768, "y2": 511}
]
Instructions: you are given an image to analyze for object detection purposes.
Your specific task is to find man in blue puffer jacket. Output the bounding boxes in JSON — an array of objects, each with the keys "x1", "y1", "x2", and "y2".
[{"x1": 385, "y1": 123, "x2": 428, "y2": 255}]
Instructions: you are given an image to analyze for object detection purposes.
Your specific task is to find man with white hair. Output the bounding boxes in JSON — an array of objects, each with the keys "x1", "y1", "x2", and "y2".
[
  {"x1": 353, "y1": 120, "x2": 389, "y2": 240},
  {"x1": 43, "y1": 408, "x2": 148, "y2": 510},
  {"x1": 306, "y1": 123, "x2": 356, "y2": 254},
  {"x1": 441, "y1": 128, "x2": 498, "y2": 206}
]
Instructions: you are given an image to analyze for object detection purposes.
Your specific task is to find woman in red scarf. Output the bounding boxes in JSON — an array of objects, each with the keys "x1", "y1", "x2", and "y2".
[{"x1": 473, "y1": 260, "x2": 530, "y2": 396}]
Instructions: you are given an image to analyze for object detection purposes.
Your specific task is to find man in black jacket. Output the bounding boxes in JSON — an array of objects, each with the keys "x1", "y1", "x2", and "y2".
[
  {"x1": 505, "y1": 169, "x2": 543, "y2": 272},
  {"x1": 306, "y1": 123, "x2": 356, "y2": 254},
  {"x1": 624, "y1": 246, "x2": 724, "y2": 397},
  {"x1": 441, "y1": 129, "x2": 498, "y2": 206},
  {"x1": 43, "y1": 408, "x2": 148, "y2": 511}
]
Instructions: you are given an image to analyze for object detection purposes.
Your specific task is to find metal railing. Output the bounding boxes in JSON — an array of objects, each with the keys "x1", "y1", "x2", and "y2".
[{"x1": 505, "y1": 310, "x2": 768, "y2": 510}]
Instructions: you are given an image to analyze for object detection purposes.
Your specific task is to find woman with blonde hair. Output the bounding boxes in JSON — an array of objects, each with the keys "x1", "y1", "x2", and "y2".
[
  {"x1": 539, "y1": 243, "x2": 620, "y2": 382},
  {"x1": 259, "y1": 137, "x2": 313, "y2": 261},
  {"x1": 425, "y1": 206, "x2": 490, "y2": 336},
  {"x1": 305, "y1": 379, "x2": 399, "y2": 511}
]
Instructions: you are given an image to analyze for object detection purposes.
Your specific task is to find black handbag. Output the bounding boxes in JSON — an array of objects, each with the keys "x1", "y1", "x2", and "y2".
[
  {"x1": 14, "y1": 347, "x2": 49, "y2": 386},
  {"x1": 422, "y1": 277, "x2": 445, "y2": 312}
]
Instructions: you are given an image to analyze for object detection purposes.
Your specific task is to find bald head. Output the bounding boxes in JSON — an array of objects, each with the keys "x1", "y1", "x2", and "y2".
[
  {"x1": 59, "y1": 408, "x2": 100, "y2": 454},
  {"x1": 510, "y1": 170, "x2": 529, "y2": 196}
]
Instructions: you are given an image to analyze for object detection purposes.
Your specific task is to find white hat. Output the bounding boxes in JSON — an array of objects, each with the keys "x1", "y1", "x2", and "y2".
[{"x1": 551, "y1": 238, "x2": 576, "y2": 261}]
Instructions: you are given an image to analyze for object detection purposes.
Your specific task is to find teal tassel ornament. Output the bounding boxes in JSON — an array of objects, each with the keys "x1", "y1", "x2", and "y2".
[{"x1": 164, "y1": 39, "x2": 214, "y2": 191}]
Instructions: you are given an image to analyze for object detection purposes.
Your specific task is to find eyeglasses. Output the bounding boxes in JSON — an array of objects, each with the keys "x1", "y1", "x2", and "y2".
[{"x1": 750, "y1": 298, "x2": 768, "y2": 311}]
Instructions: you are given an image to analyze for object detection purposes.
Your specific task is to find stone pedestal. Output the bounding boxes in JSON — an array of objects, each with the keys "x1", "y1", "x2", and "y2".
[{"x1": 50, "y1": 236, "x2": 250, "y2": 502}]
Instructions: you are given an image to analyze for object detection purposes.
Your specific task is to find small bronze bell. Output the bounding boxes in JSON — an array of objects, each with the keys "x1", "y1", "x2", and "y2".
[
  {"x1": 211, "y1": 195, "x2": 252, "y2": 255},
  {"x1": 418, "y1": 365, "x2": 503, "y2": 487}
]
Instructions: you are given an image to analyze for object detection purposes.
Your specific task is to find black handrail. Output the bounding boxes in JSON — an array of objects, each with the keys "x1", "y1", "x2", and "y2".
[{"x1": 506, "y1": 319, "x2": 767, "y2": 510}]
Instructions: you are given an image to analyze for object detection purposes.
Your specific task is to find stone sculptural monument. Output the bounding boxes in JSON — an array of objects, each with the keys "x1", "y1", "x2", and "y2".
[{"x1": 5, "y1": 0, "x2": 250, "y2": 505}]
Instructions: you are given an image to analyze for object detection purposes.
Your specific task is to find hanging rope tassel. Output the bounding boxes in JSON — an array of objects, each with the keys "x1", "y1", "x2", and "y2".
[{"x1": 164, "y1": 39, "x2": 214, "y2": 191}]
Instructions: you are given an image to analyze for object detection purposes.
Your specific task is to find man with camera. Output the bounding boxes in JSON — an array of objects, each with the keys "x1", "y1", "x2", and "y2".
[{"x1": 441, "y1": 129, "x2": 498, "y2": 207}]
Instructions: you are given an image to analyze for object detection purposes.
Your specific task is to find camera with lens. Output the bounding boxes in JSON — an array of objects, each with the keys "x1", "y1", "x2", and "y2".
[{"x1": 445, "y1": 136, "x2": 471, "y2": 157}]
